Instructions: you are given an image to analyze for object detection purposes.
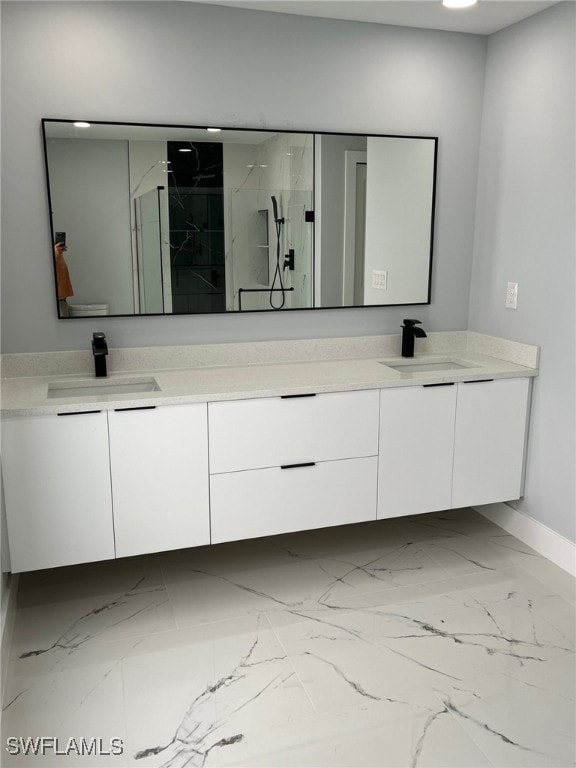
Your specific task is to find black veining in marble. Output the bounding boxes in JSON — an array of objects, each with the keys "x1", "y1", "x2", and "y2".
[
  {"x1": 19, "y1": 577, "x2": 167, "y2": 659},
  {"x1": 168, "y1": 142, "x2": 225, "y2": 314}
]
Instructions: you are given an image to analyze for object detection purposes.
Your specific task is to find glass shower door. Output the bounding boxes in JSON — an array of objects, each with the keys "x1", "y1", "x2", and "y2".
[{"x1": 134, "y1": 186, "x2": 171, "y2": 314}]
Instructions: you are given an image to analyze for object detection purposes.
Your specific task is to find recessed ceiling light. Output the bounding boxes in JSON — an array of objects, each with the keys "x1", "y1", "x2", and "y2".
[
  {"x1": 73, "y1": 121, "x2": 90, "y2": 128},
  {"x1": 442, "y1": 0, "x2": 477, "y2": 7},
  {"x1": 179, "y1": 148, "x2": 192, "y2": 152},
  {"x1": 207, "y1": 128, "x2": 221, "y2": 133}
]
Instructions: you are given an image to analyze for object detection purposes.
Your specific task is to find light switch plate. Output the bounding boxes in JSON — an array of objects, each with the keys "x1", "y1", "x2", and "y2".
[
  {"x1": 506, "y1": 282, "x2": 518, "y2": 309},
  {"x1": 372, "y1": 270, "x2": 387, "y2": 290}
]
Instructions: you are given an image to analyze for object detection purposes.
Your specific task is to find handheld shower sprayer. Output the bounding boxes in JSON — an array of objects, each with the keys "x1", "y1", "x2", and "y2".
[
  {"x1": 270, "y1": 195, "x2": 287, "y2": 309},
  {"x1": 271, "y1": 195, "x2": 284, "y2": 224}
]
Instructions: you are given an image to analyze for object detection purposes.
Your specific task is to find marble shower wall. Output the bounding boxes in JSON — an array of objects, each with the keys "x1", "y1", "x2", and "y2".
[{"x1": 223, "y1": 134, "x2": 313, "y2": 312}]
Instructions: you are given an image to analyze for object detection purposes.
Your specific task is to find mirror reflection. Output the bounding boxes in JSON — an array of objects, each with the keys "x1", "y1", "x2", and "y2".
[{"x1": 43, "y1": 120, "x2": 437, "y2": 317}]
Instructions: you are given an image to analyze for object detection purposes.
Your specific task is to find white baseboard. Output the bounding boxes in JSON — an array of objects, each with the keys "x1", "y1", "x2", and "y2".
[
  {"x1": 474, "y1": 502, "x2": 576, "y2": 577},
  {"x1": 1, "y1": 572, "x2": 19, "y2": 707}
]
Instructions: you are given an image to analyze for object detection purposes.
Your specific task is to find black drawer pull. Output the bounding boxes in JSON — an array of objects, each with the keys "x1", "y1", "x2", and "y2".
[
  {"x1": 58, "y1": 410, "x2": 101, "y2": 416},
  {"x1": 423, "y1": 382, "x2": 455, "y2": 388},
  {"x1": 114, "y1": 406, "x2": 157, "y2": 412},
  {"x1": 280, "y1": 393, "x2": 317, "y2": 399},
  {"x1": 280, "y1": 462, "x2": 316, "y2": 470},
  {"x1": 463, "y1": 379, "x2": 494, "y2": 384}
]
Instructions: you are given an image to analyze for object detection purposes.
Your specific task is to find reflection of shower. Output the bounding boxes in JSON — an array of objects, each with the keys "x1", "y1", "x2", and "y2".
[{"x1": 269, "y1": 195, "x2": 287, "y2": 309}]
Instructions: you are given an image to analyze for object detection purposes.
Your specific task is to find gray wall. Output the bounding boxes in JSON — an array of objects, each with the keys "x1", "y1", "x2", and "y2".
[
  {"x1": 0, "y1": 1, "x2": 486, "y2": 352},
  {"x1": 318, "y1": 133, "x2": 366, "y2": 306},
  {"x1": 469, "y1": 2, "x2": 575, "y2": 542}
]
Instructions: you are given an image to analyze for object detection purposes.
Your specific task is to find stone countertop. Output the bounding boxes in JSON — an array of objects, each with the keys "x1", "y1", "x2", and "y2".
[{"x1": 1, "y1": 348, "x2": 538, "y2": 417}]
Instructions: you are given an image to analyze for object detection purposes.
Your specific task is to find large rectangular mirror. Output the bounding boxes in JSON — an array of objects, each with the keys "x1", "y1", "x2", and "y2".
[{"x1": 42, "y1": 120, "x2": 437, "y2": 318}]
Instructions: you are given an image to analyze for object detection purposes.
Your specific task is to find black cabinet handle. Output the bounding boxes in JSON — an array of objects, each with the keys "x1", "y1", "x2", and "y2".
[
  {"x1": 280, "y1": 393, "x2": 317, "y2": 399},
  {"x1": 463, "y1": 379, "x2": 494, "y2": 384},
  {"x1": 280, "y1": 462, "x2": 316, "y2": 470},
  {"x1": 422, "y1": 383, "x2": 455, "y2": 388},
  {"x1": 114, "y1": 406, "x2": 157, "y2": 412},
  {"x1": 58, "y1": 410, "x2": 101, "y2": 416}
]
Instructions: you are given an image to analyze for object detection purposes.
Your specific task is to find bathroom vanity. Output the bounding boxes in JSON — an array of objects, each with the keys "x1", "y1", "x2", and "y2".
[{"x1": 0, "y1": 332, "x2": 538, "y2": 573}]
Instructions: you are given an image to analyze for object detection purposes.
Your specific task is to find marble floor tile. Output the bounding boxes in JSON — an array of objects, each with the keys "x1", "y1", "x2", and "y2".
[
  {"x1": 2, "y1": 640, "x2": 132, "y2": 767},
  {"x1": 436, "y1": 672, "x2": 576, "y2": 767},
  {"x1": 15, "y1": 555, "x2": 166, "y2": 607},
  {"x1": 120, "y1": 614, "x2": 315, "y2": 766},
  {"x1": 522, "y1": 556, "x2": 576, "y2": 606},
  {"x1": 160, "y1": 551, "x2": 347, "y2": 627},
  {"x1": 391, "y1": 508, "x2": 503, "y2": 540},
  {"x1": 239, "y1": 696, "x2": 494, "y2": 767},
  {"x1": 9, "y1": 561, "x2": 176, "y2": 662},
  {"x1": 269, "y1": 519, "x2": 411, "y2": 559},
  {"x1": 267, "y1": 565, "x2": 575, "y2": 712},
  {"x1": 418, "y1": 532, "x2": 536, "y2": 575},
  {"x1": 3, "y1": 509, "x2": 575, "y2": 768},
  {"x1": 161, "y1": 536, "x2": 450, "y2": 628}
]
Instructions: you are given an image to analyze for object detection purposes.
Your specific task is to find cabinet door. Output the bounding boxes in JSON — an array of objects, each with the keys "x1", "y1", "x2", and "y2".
[
  {"x1": 378, "y1": 385, "x2": 456, "y2": 519},
  {"x1": 452, "y1": 378, "x2": 530, "y2": 508},
  {"x1": 108, "y1": 404, "x2": 209, "y2": 558},
  {"x1": 211, "y1": 457, "x2": 378, "y2": 544},
  {"x1": 1, "y1": 412, "x2": 114, "y2": 572}
]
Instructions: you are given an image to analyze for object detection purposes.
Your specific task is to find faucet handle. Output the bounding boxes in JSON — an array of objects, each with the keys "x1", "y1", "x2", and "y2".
[
  {"x1": 402, "y1": 319, "x2": 423, "y2": 327},
  {"x1": 92, "y1": 332, "x2": 108, "y2": 354}
]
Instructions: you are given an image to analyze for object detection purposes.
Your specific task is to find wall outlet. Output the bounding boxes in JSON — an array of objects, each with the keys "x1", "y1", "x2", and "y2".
[
  {"x1": 372, "y1": 270, "x2": 387, "y2": 290},
  {"x1": 506, "y1": 281, "x2": 518, "y2": 309}
]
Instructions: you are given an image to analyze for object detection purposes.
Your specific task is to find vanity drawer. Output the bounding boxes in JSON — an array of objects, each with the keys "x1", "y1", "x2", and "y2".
[
  {"x1": 210, "y1": 456, "x2": 378, "y2": 543},
  {"x1": 208, "y1": 389, "x2": 379, "y2": 473}
]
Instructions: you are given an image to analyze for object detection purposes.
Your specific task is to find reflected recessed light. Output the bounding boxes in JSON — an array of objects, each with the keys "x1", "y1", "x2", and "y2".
[
  {"x1": 442, "y1": 0, "x2": 477, "y2": 7},
  {"x1": 207, "y1": 128, "x2": 221, "y2": 133},
  {"x1": 246, "y1": 164, "x2": 255, "y2": 168},
  {"x1": 179, "y1": 148, "x2": 192, "y2": 152},
  {"x1": 73, "y1": 121, "x2": 90, "y2": 128}
]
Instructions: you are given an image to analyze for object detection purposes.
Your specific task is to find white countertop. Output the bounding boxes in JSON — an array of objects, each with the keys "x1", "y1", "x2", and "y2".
[{"x1": 1, "y1": 342, "x2": 538, "y2": 417}]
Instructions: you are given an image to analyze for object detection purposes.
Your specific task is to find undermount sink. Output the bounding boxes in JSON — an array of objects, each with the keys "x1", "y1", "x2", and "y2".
[
  {"x1": 48, "y1": 377, "x2": 160, "y2": 399},
  {"x1": 379, "y1": 357, "x2": 475, "y2": 373}
]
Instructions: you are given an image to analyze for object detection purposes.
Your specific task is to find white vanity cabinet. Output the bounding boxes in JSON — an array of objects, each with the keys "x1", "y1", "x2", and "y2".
[
  {"x1": 108, "y1": 404, "x2": 209, "y2": 558},
  {"x1": 377, "y1": 377, "x2": 530, "y2": 519},
  {"x1": 2, "y1": 403, "x2": 210, "y2": 571},
  {"x1": 378, "y1": 383, "x2": 457, "y2": 518},
  {"x1": 0, "y1": 373, "x2": 531, "y2": 573},
  {"x1": 1, "y1": 411, "x2": 115, "y2": 572},
  {"x1": 209, "y1": 390, "x2": 380, "y2": 542},
  {"x1": 452, "y1": 378, "x2": 530, "y2": 507}
]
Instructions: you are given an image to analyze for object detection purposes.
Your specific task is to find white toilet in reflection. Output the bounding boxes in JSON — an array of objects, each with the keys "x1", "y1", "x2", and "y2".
[{"x1": 68, "y1": 302, "x2": 109, "y2": 317}]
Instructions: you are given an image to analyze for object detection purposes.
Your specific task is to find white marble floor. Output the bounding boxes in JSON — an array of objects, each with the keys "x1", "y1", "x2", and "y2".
[{"x1": 2, "y1": 509, "x2": 575, "y2": 767}]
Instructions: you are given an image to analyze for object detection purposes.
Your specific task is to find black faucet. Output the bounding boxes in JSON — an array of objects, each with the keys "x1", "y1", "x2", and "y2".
[
  {"x1": 401, "y1": 319, "x2": 427, "y2": 358},
  {"x1": 91, "y1": 332, "x2": 108, "y2": 377}
]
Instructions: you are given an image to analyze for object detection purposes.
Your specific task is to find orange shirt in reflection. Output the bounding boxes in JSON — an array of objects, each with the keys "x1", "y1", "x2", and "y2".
[{"x1": 54, "y1": 245, "x2": 73, "y2": 300}]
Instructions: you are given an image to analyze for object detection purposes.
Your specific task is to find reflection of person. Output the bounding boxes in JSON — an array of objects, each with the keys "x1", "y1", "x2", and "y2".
[{"x1": 54, "y1": 240, "x2": 73, "y2": 316}]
